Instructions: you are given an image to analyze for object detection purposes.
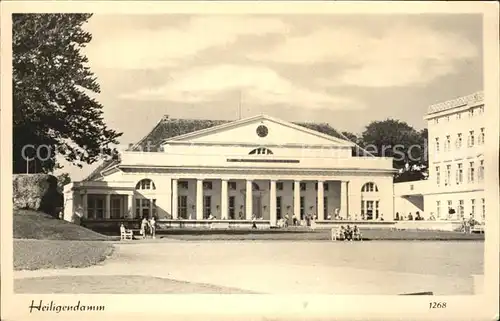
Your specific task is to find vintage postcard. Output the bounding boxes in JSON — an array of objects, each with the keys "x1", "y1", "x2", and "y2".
[{"x1": 1, "y1": 1, "x2": 499, "y2": 320}]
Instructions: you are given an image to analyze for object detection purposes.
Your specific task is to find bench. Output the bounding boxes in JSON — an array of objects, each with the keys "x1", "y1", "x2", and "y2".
[
  {"x1": 120, "y1": 228, "x2": 133, "y2": 240},
  {"x1": 472, "y1": 225, "x2": 485, "y2": 234},
  {"x1": 210, "y1": 222, "x2": 230, "y2": 229}
]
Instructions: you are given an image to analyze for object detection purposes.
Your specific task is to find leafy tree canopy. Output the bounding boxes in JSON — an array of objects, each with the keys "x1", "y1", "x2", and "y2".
[
  {"x1": 360, "y1": 119, "x2": 427, "y2": 170},
  {"x1": 13, "y1": 13, "x2": 122, "y2": 174}
]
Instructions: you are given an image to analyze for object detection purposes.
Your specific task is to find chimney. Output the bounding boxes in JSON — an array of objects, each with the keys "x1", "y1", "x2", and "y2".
[
  {"x1": 162, "y1": 114, "x2": 170, "y2": 122},
  {"x1": 128, "y1": 143, "x2": 134, "y2": 150}
]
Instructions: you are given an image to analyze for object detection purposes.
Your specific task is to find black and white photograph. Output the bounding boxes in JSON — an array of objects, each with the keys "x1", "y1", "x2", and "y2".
[{"x1": 1, "y1": 1, "x2": 499, "y2": 320}]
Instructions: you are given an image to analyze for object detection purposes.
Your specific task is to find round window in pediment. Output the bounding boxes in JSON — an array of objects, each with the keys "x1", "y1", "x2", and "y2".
[{"x1": 256, "y1": 125, "x2": 268, "y2": 137}]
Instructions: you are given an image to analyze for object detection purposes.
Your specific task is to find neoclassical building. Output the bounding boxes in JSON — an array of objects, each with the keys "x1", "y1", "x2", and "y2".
[
  {"x1": 64, "y1": 114, "x2": 396, "y2": 228},
  {"x1": 395, "y1": 91, "x2": 485, "y2": 222}
]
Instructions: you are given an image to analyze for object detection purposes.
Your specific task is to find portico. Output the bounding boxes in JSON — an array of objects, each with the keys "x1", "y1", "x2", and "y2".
[{"x1": 64, "y1": 114, "x2": 396, "y2": 228}]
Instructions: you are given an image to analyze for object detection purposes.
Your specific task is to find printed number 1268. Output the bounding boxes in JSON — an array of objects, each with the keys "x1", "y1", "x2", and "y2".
[{"x1": 429, "y1": 302, "x2": 447, "y2": 309}]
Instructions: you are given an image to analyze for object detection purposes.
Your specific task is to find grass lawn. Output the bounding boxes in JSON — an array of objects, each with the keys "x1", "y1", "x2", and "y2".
[
  {"x1": 152, "y1": 228, "x2": 485, "y2": 241},
  {"x1": 15, "y1": 275, "x2": 256, "y2": 294},
  {"x1": 14, "y1": 210, "x2": 112, "y2": 241},
  {"x1": 14, "y1": 239, "x2": 114, "y2": 271},
  {"x1": 14, "y1": 210, "x2": 114, "y2": 270}
]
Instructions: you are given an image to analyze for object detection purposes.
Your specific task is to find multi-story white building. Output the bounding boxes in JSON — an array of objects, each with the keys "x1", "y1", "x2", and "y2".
[
  {"x1": 425, "y1": 91, "x2": 485, "y2": 222},
  {"x1": 395, "y1": 91, "x2": 485, "y2": 222}
]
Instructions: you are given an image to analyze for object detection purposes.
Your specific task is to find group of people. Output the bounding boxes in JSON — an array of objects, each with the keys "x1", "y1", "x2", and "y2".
[
  {"x1": 140, "y1": 216, "x2": 156, "y2": 239},
  {"x1": 395, "y1": 211, "x2": 425, "y2": 221},
  {"x1": 332, "y1": 225, "x2": 362, "y2": 241}
]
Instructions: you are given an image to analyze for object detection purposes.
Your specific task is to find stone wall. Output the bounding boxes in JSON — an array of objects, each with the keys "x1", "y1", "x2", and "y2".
[{"x1": 13, "y1": 174, "x2": 63, "y2": 218}]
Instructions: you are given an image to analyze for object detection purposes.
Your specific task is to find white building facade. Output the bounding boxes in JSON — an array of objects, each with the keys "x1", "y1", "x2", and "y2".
[
  {"x1": 424, "y1": 91, "x2": 485, "y2": 222},
  {"x1": 395, "y1": 92, "x2": 485, "y2": 222},
  {"x1": 64, "y1": 115, "x2": 396, "y2": 228}
]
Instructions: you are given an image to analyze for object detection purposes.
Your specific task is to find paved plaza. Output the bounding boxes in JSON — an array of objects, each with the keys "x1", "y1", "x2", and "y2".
[{"x1": 14, "y1": 240, "x2": 483, "y2": 295}]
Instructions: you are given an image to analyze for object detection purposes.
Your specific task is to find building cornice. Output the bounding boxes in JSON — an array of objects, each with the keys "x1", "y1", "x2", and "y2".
[
  {"x1": 118, "y1": 165, "x2": 397, "y2": 175},
  {"x1": 426, "y1": 91, "x2": 484, "y2": 117}
]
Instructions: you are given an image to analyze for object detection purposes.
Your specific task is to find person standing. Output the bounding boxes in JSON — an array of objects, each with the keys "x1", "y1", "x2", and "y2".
[{"x1": 149, "y1": 216, "x2": 156, "y2": 239}]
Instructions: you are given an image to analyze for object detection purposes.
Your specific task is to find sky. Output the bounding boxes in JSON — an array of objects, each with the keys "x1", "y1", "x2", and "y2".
[{"x1": 58, "y1": 13, "x2": 483, "y2": 181}]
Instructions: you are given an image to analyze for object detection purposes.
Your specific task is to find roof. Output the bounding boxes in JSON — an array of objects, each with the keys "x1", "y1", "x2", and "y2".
[
  {"x1": 84, "y1": 116, "x2": 356, "y2": 181},
  {"x1": 427, "y1": 91, "x2": 484, "y2": 115}
]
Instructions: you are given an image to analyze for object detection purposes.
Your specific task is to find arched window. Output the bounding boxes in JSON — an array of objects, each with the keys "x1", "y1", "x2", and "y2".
[
  {"x1": 136, "y1": 179, "x2": 156, "y2": 190},
  {"x1": 249, "y1": 147, "x2": 273, "y2": 155},
  {"x1": 361, "y1": 182, "x2": 378, "y2": 192}
]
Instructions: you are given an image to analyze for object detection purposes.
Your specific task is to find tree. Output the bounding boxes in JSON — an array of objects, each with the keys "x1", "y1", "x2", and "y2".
[
  {"x1": 361, "y1": 119, "x2": 426, "y2": 171},
  {"x1": 56, "y1": 172, "x2": 71, "y2": 193},
  {"x1": 12, "y1": 14, "x2": 122, "y2": 174}
]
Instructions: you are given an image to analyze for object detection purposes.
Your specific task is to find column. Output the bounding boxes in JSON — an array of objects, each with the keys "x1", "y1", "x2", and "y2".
[
  {"x1": 294, "y1": 180, "x2": 300, "y2": 221},
  {"x1": 127, "y1": 194, "x2": 133, "y2": 219},
  {"x1": 82, "y1": 193, "x2": 88, "y2": 219},
  {"x1": 269, "y1": 180, "x2": 277, "y2": 226},
  {"x1": 196, "y1": 179, "x2": 203, "y2": 220},
  {"x1": 340, "y1": 180, "x2": 348, "y2": 219},
  {"x1": 105, "y1": 194, "x2": 111, "y2": 219},
  {"x1": 245, "y1": 180, "x2": 253, "y2": 220},
  {"x1": 221, "y1": 179, "x2": 228, "y2": 220},
  {"x1": 171, "y1": 179, "x2": 178, "y2": 219},
  {"x1": 317, "y1": 180, "x2": 324, "y2": 221},
  {"x1": 149, "y1": 198, "x2": 154, "y2": 218}
]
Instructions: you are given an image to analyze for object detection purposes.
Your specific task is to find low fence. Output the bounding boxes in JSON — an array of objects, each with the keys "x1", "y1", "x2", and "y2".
[
  {"x1": 81, "y1": 219, "x2": 271, "y2": 234},
  {"x1": 313, "y1": 220, "x2": 396, "y2": 230},
  {"x1": 394, "y1": 220, "x2": 463, "y2": 232}
]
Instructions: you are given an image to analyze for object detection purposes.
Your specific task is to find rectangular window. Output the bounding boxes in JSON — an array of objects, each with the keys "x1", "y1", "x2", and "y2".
[
  {"x1": 445, "y1": 135, "x2": 451, "y2": 151},
  {"x1": 300, "y1": 196, "x2": 305, "y2": 220},
  {"x1": 456, "y1": 112, "x2": 461, "y2": 120},
  {"x1": 478, "y1": 160, "x2": 484, "y2": 182},
  {"x1": 300, "y1": 183, "x2": 306, "y2": 191},
  {"x1": 136, "y1": 199, "x2": 150, "y2": 219},
  {"x1": 468, "y1": 130, "x2": 475, "y2": 147},
  {"x1": 436, "y1": 166, "x2": 440, "y2": 186},
  {"x1": 446, "y1": 116, "x2": 450, "y2": 122},
  {"x1": 361, "y1": 200, "x2": 365, "y2": 218},
  {"x1": 110, "y1": 196, "x2": 122, "y2": 219},
  {"x1": 228, "y1": 182, "x2": 237, "y2": 190},
  {"x1": 203, "y1": 181, "x2": 213, "y2": 190},
  {"x1": 445, "y1": 165, "x2": 451, "y2": 186},
  {"x1": 276, "y1": 196, "x2": 282, "y2": 219},
  {"x1": 471, "y1": 199, "x2": 476, "y2": 217},
  {"x1": 447, "y1": 200, "x2": 453, "y2": 214},
  {"x1": 178, "y1": 195, "x2": 188, "y2": 219},
  {"x1": 459, "y1": 200, "x2": 464, "y2": 219},
  {"x1": 434, "y1": 118, "x2": 439, "y2": 124},
  {"x1": 482, "y1": 198, "x2": 485, "y2": 221},
  {"x1": 375, "y1": 200, "x2": 380, "y2": 220},
  {"x1": 457, "y1": 163, "x2": 463, "y2": 185},
  {"x1": 228, "y1": 196, "x2": 235, "y2": 219},
  {"x1": 87, "y1": 195, "x2": 104, "y2": 220},
  {"x1": 276, "y1": 182, "x2": 283, "y2": 191},
  {"x1": 469, "y1": 108, "x2": 474, "y2": 118},
  {"x1": 456, "y1": 133, "x2": 462, "y2": 149},
  {"x1": 468, "y1": 161, "x2": 475, "y2": 183},
  {"x1": 435, "y1": 138, "x2": 440, "y2": 153},
  {"x1": 179, "y1": 181, "x2": 189, "y2": 189},
  {"x1": 203, "y1": 196, "x2": 211, "y2": 218},
  {"x1": 324, "y1": 196, "x2": 328, "y2": 218},
  {"x1": 479, "y1": 128, "x2": 485, "y2": 145},
  {"x1": 436, "y1": 201, "x2": 441, "y2": 218},
  {"x1": 366, "y1": 200, "x2": 374, "y2": 220}
]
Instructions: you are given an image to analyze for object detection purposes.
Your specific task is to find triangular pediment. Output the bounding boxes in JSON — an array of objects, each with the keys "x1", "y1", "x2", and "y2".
[{"x1": 162, "y1": 115, "x2": 354, "y2": 147}]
